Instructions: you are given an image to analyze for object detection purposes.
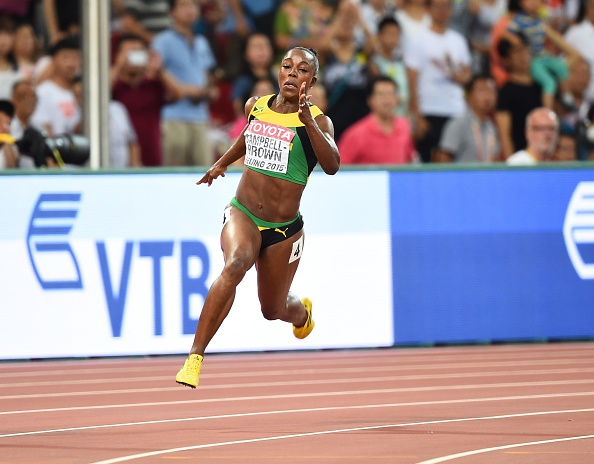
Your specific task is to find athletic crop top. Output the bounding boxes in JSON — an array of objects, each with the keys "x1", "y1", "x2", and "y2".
[{"x1": 244, "y1": 94, "x2": 323, "y2": 186}]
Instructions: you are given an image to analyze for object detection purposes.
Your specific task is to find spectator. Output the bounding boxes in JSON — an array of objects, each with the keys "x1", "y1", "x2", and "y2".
[
  {"x1": 469, "y1": 0, "x2": 507, "y2": 74},
  {"x1": 219, "y1": 1, "x2": 280, "y2": 80},
  {"x1": 338, "y1": 76, "x2": 415, "y2": 164},
  {"x1": 507, "y1": 107, "x2": 558, "y2": 164},
  {"x1": 396, "y1": 0, "x2": 431, "y2": 50},
  {"x1": 112, "y1": 34, "x2": 178, "y2": 166},
  {"x1": 120, "y1": 0, "x2": 171, "y2": 44},
  {"x1": 553, "y1": 130, "x2": 577, "y2": 161},
  {"x1": 405, "y1": 0, "x2": 472, "y2": 163},
  {"x1": 489, "y1": 9, "x2": 514, "y2": 87},
  {"x1": 357, "y1": 0, "x2": 397, "y2": 48},
  {"x1": 0, "y1": 98, "x2": 16, "y2": 168},
  {"x1": 564, "y1": 0, "x2": 594, "y2": 103},
  {"x1": 0, "y1": 17, "x2": 22, "y2": 100},
  {"x1": 449, "y1": 0, "x2": 481, "y2": 38},
  {"x1": 320, "y1": 0, "x2": 373, "y2": 142},
  {"x1": 495, "y1": 34, "x2": 542, "y2": 159},
  {"x1": 273, "y1": 0, "x2": 334, "y2": 55},
  {"x1": 228, "y1": 0, "x2": 282, "y2": 42},
  {"x1": 230, "y1": 32, "x2": 277, "y2": 118},
  {"x1": 12, "y1": 23, "x2": 40, "y2": 82},
  {"x1": 9, "y1": 79, "x2": 39, "y2": 168},
  {"x1": 30, "y1": 35, "x2": 80, "y2": 136},
  {"x1": 42, "y1": 0, "x2": 80, "y2": 45},
  {"x1": 504, "y1": 0, "x2": 580, "y2": 109},
  {"x1": 0, "y1": 0, "x2": 33, "y2": 20},
  {"x1": 369, "y1": 17, "x2": 410, "y2": 117},
  {"x1": 556, "y1": 58, "x2": 591, "y2": 133},
  {"x1": 72, "y1": 76, "x2": 141, "y2": 168},
  {"x1": 435, "y1": 74, "x2": 499, "y2": 163},
  {"x1": 152, "y1": 0, "x2": 218, "y2": 166}
]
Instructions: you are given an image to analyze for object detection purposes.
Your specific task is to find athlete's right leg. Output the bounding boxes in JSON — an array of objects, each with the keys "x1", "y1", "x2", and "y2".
[
  {"x1": 189, "y1": 207, "x2": 261, "y2": 355},
  {"x1": 176, "y1": 207, "x2": 260, "y2": 388}
]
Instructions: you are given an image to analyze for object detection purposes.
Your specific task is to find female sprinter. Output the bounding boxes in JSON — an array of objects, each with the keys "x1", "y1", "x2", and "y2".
[{"x1": 176, "y1": 47, "x2": 340, "y2": 388}]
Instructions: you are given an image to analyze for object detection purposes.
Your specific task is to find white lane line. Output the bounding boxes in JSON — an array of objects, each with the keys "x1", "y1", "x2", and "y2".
[
  {"x1": 1, "y1": 347, "x2": 592, "y2": 375},
  {"x1": 2, "y1": 378, "x2": 594, "y2": 403},
  {"x1": 2, "y1": 387, "x2": 594, "y2": 420},
  {"x1": 2, "y1": 365, "x2": 594, "y2": 389},
  {"x1": 1, "y1": 391, "x2": 593, "y2": 439},
  {"x1": 416, "y1": 435, "x2": 594, "y2": 464},
  {"x1": 84, "y1": 408, "x2": 594, "y2": 464},
  {"x1": 2, "y1": 365, "x2": 594, "y2": 394},
  {"x1": 2, "y1": 357, "x2": 593, "y2": 383}
]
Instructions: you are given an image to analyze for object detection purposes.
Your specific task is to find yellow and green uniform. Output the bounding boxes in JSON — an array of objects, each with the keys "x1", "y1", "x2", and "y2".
[{"x1": 243, "y1": 94, "x2": 323, "y2": 186}]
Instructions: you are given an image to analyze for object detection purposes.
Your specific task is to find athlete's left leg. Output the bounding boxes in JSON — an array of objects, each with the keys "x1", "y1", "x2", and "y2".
[{"x1": 256, "y1": 230, "x2": 308, "y2": 327}]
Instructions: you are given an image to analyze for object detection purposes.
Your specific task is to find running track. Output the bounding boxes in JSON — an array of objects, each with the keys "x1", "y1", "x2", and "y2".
[{"x1": 1, "y1": 342, "x2": 594, "y2": 463}]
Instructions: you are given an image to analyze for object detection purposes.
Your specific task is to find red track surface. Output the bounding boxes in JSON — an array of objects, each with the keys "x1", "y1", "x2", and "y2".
[{"x1": 1, "y1": 342, "x2": 594, "y2": 463}]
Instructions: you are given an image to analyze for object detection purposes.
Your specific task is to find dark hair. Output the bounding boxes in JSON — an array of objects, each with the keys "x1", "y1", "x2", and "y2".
[
  {"x1": 465, "y1": 73, "x2": 494, "y2": 93},
  {"x1": 117, "y1": 33, "x2": 148, "y2": 50},
  {"x1": 378, "y1": 16, "x2": 400, "y2": 33},
  {"x1": 292, "y1": 47, "x2": 320, "y2": 76},
  {"x1": 496, "y1": 32, "x2": 529, "y2": 59},
  {"x1": 0, "y1": 99, "x2": 15, "y2": 119},
  {"x1": 49, "y1": 35, "x2": 81, "y2": 56},
  {"x1": 508, "y1": 0, "x2": 522, "y2": 13},
  {"x1": 367, "y1": 75, "x2": 398, "y2": 98},
  {"x1": 11, "y1": 79, "x2": 34, "y2": 96}
]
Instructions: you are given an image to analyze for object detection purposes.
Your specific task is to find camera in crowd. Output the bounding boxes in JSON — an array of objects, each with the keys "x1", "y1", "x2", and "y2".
[{"x1": 15, "y1": 126, "x2": 90, "y2": 168}]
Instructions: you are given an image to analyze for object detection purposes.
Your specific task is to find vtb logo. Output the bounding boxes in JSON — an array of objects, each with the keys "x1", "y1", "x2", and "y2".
[
  {"x1": 564, "y1": 182, "x2": 594, "y2": 280},
  {"x1": 27, "y1": 193, "x2": 83, "y2": 290}
]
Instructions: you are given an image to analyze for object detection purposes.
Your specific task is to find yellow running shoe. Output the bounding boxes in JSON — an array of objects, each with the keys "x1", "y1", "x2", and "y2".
[
  {"x1": 293, "y1": 298, "x2": 314, "y2": 339},
  {"x1": 175, "y1": 354, "x2": 203, "y2": 389}
]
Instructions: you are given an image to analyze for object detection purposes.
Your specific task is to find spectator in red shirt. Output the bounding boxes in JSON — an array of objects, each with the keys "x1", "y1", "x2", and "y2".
[
  {"x1": 338, "y1": 76, "x2": 415, "y2": 164},
  {"x1": 111, "y1": 34, "x2": 181, "y2": 166}
]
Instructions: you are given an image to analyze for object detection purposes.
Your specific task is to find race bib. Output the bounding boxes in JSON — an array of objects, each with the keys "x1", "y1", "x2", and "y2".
[{"x1": 244, "y1": 120, "x2": 295, "y2": 174}]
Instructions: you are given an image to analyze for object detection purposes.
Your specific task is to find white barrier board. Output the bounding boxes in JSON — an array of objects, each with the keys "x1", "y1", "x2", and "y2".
[{"x1": 0, "y1": 171, "x2": 393, "y2": 359}]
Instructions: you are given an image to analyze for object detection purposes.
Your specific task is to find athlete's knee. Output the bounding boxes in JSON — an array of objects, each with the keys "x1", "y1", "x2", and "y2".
[{"x1": 221, "y1": 256, "x2": 251, "y2": 284}]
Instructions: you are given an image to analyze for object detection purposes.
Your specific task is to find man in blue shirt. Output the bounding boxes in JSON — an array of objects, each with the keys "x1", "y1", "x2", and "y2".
[{"x1": 152, "y1": 0, "x2": 217, "y2": 166}]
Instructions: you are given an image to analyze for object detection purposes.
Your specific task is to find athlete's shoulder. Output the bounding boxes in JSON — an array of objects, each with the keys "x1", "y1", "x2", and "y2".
[{"x1": 245, "y1": 94, "x2": 275, "y2": 119}]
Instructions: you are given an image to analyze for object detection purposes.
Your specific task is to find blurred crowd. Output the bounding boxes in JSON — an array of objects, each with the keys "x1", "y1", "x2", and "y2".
[{"x1": 1, "y1": 0, "x2": 594, "y2": 169}]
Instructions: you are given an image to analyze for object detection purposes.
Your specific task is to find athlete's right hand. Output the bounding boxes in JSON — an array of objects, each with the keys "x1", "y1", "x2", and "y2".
[{"x1": 197, "y1": 164, "x2": 227, "y2": 186}]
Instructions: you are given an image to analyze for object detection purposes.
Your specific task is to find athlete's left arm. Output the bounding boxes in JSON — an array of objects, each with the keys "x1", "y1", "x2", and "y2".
[
  {"x1": 298, "y1": 82, "x2": 340, "y2": 174},
  {"x1": 303, "y1": 114, "x2": 340, "y2": 175}
]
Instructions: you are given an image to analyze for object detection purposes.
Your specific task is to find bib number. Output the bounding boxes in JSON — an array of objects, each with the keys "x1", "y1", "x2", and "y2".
[{"x1": 244, "y1": 120, "x2": 295, "y2": 174}]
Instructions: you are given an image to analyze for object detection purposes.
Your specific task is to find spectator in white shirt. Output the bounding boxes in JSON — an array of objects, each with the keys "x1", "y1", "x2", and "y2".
[
  {"x1": 30, "y1": 35, "x2": 81, "y2": 136},
  {"x1": 405, "y1": 0, "x2": 472, "y2": 162},
  {"x1": 507, "y1": 107, "x2": 558, "y2": 165},
  {"x1": 564, "y1": 0, "x2": 594, "y2": 103}
]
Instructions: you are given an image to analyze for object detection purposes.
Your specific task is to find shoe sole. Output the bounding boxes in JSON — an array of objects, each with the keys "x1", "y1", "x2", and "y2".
[{"x1": 176, "y1": 380, "x2": 196, "y2": 389}]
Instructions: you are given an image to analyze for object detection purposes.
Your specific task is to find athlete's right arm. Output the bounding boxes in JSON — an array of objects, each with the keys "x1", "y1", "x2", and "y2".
[{"x1": 197, "y1": 97, "x2": 258, "y2": 187}]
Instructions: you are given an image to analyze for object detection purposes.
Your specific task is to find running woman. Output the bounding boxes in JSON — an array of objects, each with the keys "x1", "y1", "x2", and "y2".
[{"x1": 175, "y1": 47, "x2": 340, "y2": 388}]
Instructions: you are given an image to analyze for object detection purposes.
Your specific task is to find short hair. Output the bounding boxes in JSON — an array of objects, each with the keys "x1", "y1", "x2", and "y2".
[
  {"x1": 11, "y1": 79, "x2": 34, "y2": 96},
  {"x1": 0, "y1": 15, "x2": 15, "y2": 33},
  {"x1": 378, "y1": 16, "x2": 400, "y2": 33},
  {"x1": 465, "y1": 73, "x2": 494, "y2": 93},
  {"x1": 0, "y1": 99, "x2": 15, "y2": 119},
  {"x1": 117, "y1": 33, "x2": 148, "y2": 50},
  {"x1": 291, "y1": 47, "x2": 320, "y2": 77},
  {"x1": 367, "y1": 75, "x2": 398, "y2": 98},
  {"x1": 497, "y1": 32, "x2": 529, "y2": 59},
  {"x1": 49, "y1": 35, "x2": 80, "y2": 56}
]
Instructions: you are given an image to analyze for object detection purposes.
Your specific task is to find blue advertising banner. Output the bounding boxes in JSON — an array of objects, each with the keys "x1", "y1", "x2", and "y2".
[{"x1": 390, "y1": 169, "x2": 594, "y2": 345}]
